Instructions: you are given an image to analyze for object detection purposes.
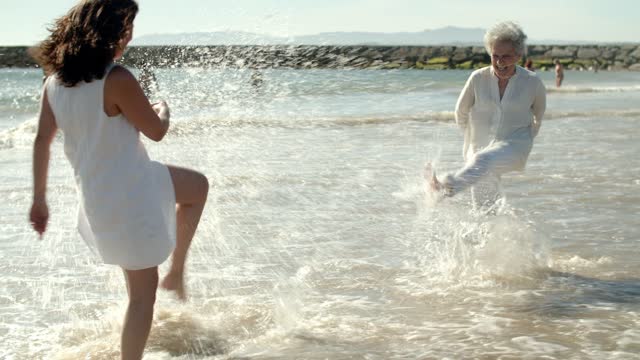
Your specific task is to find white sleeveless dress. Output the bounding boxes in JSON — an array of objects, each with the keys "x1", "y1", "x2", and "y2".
[{"x1": 45, "y1": 64, "x2": 176, "y2": 270}]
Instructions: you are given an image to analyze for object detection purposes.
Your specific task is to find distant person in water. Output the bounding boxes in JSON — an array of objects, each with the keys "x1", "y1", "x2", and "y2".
[
  {"x1": 426, "y1": 21, "x2": 546, "y2": 210},
  {"x1": 28, "y1": 0, "x2": 209, "y2": 359},
  {"x1": 525, "y1": 59, "x2": 534, "y2": 71},
  {"x1": 555, "y1": 59, "x2": 564, "y2": 87},
  {"x1": 139, "y1": 63, "x2": 159, "y2": 98},
  {"x1": 250, "y1": 70, "x2": 264, "y2": 88}
]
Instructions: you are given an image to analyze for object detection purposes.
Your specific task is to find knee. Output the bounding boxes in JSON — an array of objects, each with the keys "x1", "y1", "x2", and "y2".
[{"x1": 197, "y1": 172, "x2": 210, "y2": 201}]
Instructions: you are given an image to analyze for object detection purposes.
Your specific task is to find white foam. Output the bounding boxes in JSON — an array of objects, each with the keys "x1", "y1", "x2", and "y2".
[
  {"x1": 510, "y1": 335, "x2": 571, "y2": 353},
  {"x1": 411, "y1": 201, "x2": 552, "y2": 287},
  {"x1": 0, "y1": 117, "x2": 39, "y2": 149},
  {"x1": 617, "y1": 328, "x2": 640, "y2": 351},
  {"x1": 50, "y1": 305, "x2": 228, "y2": 359},
  {"x1": 547, "y1": 85, "x2": 640, "y2": 94},
  {"x1": 554, "y1": 255, "x2": 613, "y2": 271}
]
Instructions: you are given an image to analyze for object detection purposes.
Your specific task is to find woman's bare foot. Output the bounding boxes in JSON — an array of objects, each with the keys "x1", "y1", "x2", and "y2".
[
  {"x1": 161, "y1": 272, "x2": 186, "y2": 301},
  {"x1": 424, "y1": 163, "x2": 443, "y2": 192}
]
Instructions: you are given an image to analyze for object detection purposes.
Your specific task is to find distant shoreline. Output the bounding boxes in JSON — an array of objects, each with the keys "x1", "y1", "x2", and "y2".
[{"x1": 2, "y1": 44, "x2": 639, "y2": 71}]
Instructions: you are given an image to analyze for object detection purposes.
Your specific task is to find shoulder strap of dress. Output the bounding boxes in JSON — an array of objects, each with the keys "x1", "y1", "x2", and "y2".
[
  {"x1": 104, "y1": 62, "x2": 119, "y2": 78},
  {"x1": 42, "y1": 74, "x2": 60, "y2": 119},
  {"x1": 43, "y1": 74, "x2": 57, "y2": 101}
]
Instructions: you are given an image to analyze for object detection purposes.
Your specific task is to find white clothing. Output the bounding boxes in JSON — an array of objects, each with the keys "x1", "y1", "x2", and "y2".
[
  {"x1": 45, "y1": 64, "x2": 176, "y2": 270},
  {"x1": 444, "y1": 66, "x2": 546, "y2": 205},
  {"x1": 443, "y1": 140, "x2": 526, "y2": 207}
]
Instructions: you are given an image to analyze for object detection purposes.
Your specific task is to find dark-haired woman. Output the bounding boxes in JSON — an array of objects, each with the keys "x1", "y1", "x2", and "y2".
[{"x1": 28, "y1": 1, "x2": 209, "y2": 358}]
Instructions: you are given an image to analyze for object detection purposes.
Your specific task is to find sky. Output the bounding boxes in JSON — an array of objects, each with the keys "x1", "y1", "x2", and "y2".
[{"x1": 0, "y1": 0, "x2": 638, "y2": 45}]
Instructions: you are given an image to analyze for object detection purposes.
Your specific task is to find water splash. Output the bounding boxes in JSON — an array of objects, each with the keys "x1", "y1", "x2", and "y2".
[
  {"x1": 412, "y1": 197, "x2": 552, "y2": 286},
  {"x1": 51, "y1": 307, "x2": 227, "y2": 359}
]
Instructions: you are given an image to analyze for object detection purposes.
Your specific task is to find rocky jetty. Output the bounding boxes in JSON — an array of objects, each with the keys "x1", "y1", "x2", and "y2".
[{"x1": 2, "y1": 44, "x2": 639, "y2": 71}]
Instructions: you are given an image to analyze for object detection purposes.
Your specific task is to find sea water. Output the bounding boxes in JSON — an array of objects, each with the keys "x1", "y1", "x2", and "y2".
[{"x1": 1, "y1": 67, "x2": 639, "y2": 359}]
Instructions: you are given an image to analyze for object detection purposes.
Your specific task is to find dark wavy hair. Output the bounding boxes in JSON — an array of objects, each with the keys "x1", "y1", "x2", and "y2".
[{"x1": 30, "y1": 0, "x2": 138, "y2": 87}]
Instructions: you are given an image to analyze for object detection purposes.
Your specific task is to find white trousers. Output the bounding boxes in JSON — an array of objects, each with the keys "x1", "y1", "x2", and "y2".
[{"x1": 443, "y1": 140, "x2": 529, "y2": 209}]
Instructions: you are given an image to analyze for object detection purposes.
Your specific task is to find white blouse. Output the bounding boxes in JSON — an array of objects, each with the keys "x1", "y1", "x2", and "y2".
[{"x1": 455, "y1": 65, "x2": 546, "y2": 169}]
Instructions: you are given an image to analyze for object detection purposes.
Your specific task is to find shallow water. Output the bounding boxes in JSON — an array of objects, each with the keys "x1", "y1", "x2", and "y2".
[{"x1": 1, "y1": 67, "x2": 639, "y2": 359}]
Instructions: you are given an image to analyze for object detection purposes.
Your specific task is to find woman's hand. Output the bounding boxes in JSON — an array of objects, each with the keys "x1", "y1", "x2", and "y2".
[
  {"x1": 29, "y1": 200, "x2": 49, "y2": 238},
  {"x1": 532, "y1": 119, "x2": 542, "y2": 137},
  {"x1": 151, "y1": 100, "x2": 170, "y2": 122}
]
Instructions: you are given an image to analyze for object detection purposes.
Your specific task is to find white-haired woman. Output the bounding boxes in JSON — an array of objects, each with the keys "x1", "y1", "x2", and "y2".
[{"x1": 428, "y1": 21, "x2": 546, "y2": 209}]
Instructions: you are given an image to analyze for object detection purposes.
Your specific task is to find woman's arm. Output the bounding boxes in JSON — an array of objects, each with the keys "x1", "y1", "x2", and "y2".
[
  {"x1": 105, "y1": 66, "x2": 170, "y2": 142},
  {"x1": 455, "y1": 74, "x2": 475, "y2": 130},
  {"x1": 531, "y1": 78, "x2": 547, "y2": 137},
  {"x1": 30, "y1": 86, "x2": 57, "y2": 237}
]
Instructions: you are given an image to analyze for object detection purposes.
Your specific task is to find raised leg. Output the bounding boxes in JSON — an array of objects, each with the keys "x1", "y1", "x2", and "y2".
[
  {"x1": 161, "y1": 165, "x2": 209, "y2": 300},
  {"x1": 442, "y1": 142, "x2": 523, "y2": 197}
]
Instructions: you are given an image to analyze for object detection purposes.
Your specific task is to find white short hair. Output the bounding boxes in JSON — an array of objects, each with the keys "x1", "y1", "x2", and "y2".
[{"x1": 483, "y1": 21, "x2": 528, "y2": 56}]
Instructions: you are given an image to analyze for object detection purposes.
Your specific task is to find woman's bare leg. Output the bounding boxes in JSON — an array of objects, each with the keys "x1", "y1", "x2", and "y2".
[
  {"x1": 121, "y1": 267, "x2": 159, "y2": 360},
  {"x1": 161, "y1": 165, "x2": 209, "y2": 300}
]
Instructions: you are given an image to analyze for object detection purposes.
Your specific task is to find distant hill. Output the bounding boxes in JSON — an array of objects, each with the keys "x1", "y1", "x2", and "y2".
[
  {"x1": 131, "y1": 26, "x2": 487, "y2": 46},
  {"x1": 294, "y1": 27, "x2": 486, "y2": 46}
]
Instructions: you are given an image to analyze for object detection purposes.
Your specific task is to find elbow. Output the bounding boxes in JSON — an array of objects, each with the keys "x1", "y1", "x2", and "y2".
[
  {"x1": 149, "y1": 130, "x2": 166, "y2": 142},
  {"x1": 454, "y1": 106, "x2": 468, "y2": 127},
  {"x1": 454, "y1": 114, "x2": 468, "y2": 130},
  {"x1": 148, "y1": 126, "x2": 169, "y2": 142}
]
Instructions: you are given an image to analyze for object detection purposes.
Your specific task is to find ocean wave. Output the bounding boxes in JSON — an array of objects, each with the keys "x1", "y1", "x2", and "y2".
[
  {"x1": 162, "y1": 108, "x2": 640, "y2": 134},
  {"x1": 544, "y1": 109, "x2": 640, "y2": 119},
  {"x1": 0, "y1": 117, "x2": 38, "y2": 149},
  {"x1": 547, "y1": 85, "x2": 640, "y2": 94},
  {"x1": 2, "y1": 108, "x2": 639, "y2": 149},
  {"x1": 553, "y1": 255, "x2": 613, "y2": 271}
]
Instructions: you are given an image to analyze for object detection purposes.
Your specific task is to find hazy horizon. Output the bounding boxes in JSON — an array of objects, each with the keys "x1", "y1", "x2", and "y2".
[{"x1": 2, "y1": 27, "x2": 638, "y2": 47}]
